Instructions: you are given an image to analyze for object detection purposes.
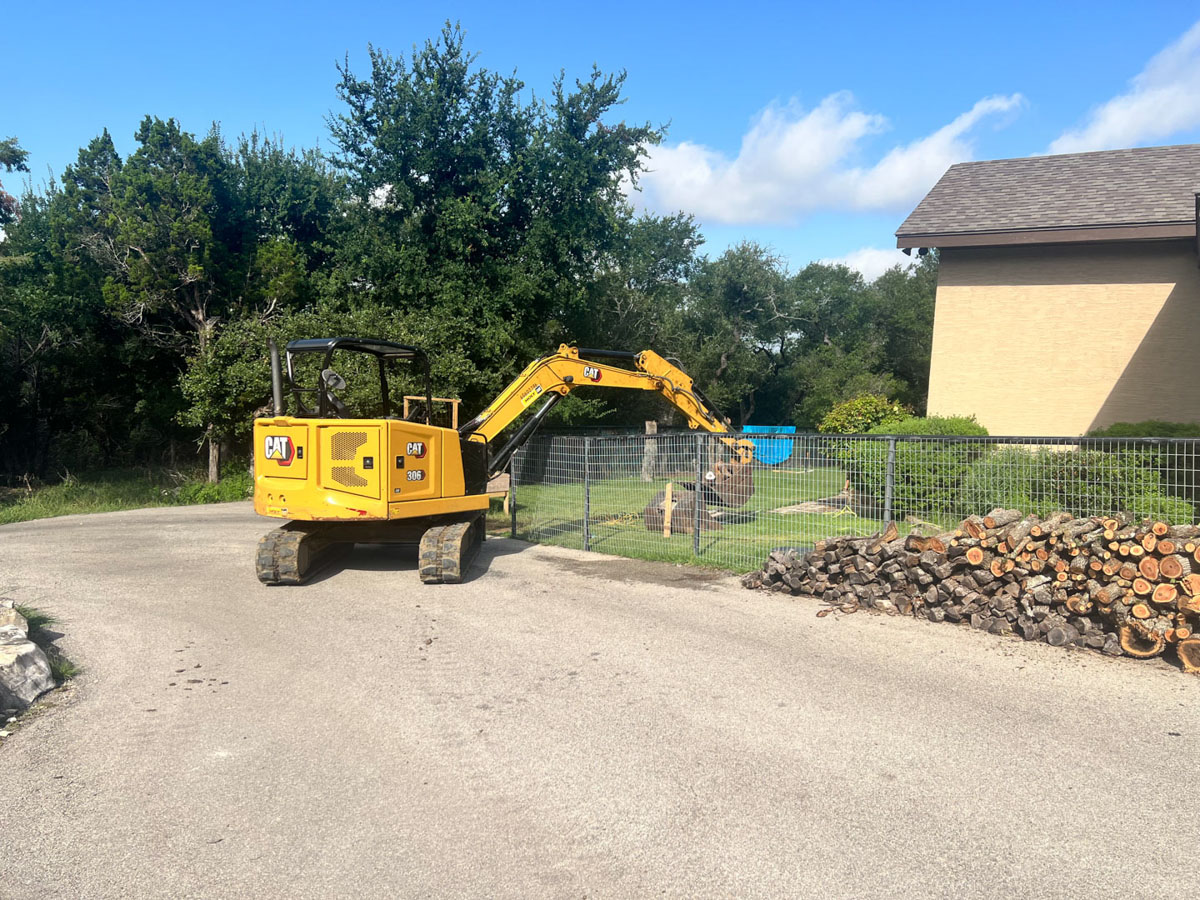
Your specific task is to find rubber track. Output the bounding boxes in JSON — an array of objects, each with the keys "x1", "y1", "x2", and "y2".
[
  {"x1": 255, "y1": 526, "x2": 341, "y2": 586},
  {"x1": 418, "y1": 518, "x2": 482, "y2": 584}
]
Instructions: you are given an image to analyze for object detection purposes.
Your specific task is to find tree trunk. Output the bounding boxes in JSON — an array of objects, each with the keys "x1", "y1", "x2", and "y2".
[
  {"x1": 641, "y1": 420, "x2": 657, "y2": 482},
  {"x1": 208, "y1": 425, "x2": 220, "y2": 484}
]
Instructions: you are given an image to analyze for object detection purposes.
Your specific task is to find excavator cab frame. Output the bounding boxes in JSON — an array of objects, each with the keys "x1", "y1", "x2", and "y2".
[{"x1": 275, "y1": 337, "x2": 434, "y2": 422}]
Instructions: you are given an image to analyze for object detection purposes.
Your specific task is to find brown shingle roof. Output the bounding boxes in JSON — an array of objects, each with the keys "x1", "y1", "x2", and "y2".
[{"x1": 896, "y1": 144, "x2": 1200, "y2": 246}]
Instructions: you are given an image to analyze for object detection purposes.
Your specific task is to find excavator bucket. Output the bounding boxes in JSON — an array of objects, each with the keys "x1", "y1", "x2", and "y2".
[{"x1": 707, "y1": 458, "x2": 754, "y2": 508}]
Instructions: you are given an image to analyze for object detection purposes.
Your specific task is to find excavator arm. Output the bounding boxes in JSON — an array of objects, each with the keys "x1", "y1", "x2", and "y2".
[{"x1": 460, "y1": 345, "x2": 754, "y2": 500}]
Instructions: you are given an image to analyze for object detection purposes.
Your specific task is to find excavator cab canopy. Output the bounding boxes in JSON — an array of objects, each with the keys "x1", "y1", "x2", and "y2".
[{"x1": 280, "y1": 337, "x2": 433, "y2": 421}]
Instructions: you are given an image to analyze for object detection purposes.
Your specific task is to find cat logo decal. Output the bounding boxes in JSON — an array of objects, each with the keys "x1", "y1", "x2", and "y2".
[{"x1": 264, "y1": 435, "x2": 295, "y2": 466}]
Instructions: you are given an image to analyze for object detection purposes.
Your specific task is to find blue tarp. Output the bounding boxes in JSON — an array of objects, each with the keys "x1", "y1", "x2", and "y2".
[{"x1": 741, "y1": 425, "x2": 796, "y2": 465}]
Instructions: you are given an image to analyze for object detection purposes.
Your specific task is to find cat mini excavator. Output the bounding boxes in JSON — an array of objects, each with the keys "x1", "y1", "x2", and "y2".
[{"x1": 253, "y1": 339, "x2": 755, "y2": 585}]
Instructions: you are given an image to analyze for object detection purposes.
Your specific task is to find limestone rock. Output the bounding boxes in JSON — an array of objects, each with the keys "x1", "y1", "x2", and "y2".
[
  {"x1": 0, "y1": 599, "x2": 28, "y2": 643},
  {"x1": 0, "y1": 641, "x2": 54, "y2": 709},
  {"x1": 0, "y1": 599, "x2": 54, "y2": 709}
]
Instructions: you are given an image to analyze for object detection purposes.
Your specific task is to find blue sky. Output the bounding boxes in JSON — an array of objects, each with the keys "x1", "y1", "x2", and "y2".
[{"x1": 6, "y1": 1, "x2": 1200, "y2": 278}]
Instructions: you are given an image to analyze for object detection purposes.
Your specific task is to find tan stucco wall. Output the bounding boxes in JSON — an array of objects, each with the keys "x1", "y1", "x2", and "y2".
[{"x1": 927, "y1": 240, "x2": 1200, "y2": 435}]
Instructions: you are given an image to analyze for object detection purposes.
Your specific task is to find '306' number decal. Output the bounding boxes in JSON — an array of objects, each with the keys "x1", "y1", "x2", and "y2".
[{"x1": 406, "y1": 470, "x2": 426, "y2": 482}]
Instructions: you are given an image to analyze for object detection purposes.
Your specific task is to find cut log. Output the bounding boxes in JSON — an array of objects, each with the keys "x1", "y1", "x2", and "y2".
[
  {"x1": 1141, "y1": 532, "x2": 1158, "y2": 554},
  {"x1": 1065, "y1": 594, "x2": 1093, "y2": 615},
  {"x1": 1046, "y1": 624, "x2": 1081, "y2": 647},
  {"x1": 1005, "y1": 518, "x2": 1037, "y2": 559},
  {"x1": 1152, "y1": 583, "x2": 1179, "y2": 607},
  {"x1": 1160, "y1": 554, "x2": 1191, "y2": 580},
  {"x1": 983, "y1": 509, "x2": 1022, "y2": 530},
  {"x1": 1178, "y1": 637, "x2": 1200, "y2": 673},
  {"x1": 1091, "y1": 582, "x2": 1125, "y2": 607},
  {"x1": 1180, "y1": 573, "x2": 1200, "y2": 598},
  {"x1": 1138, "y1": 556, "x2": 1160, "y2": 581},
  {"x1": 961, "y1": 516, "x2": 986, "y2": 540},
  {"x1": 1151, "y1": 521, "x2": 1170, "y2": 537},
  {"x1": 1119, "y1": 622, "x2": 1166, "y2": 658},
  {"x1": 1156, "y1": 539, "x2": 1177, "y2": 556},
  {"x1": 1132, "y1": 578, "x2": 1153, "y2": 596},
  {"x1": 1030, "y1": 513, "x2": 1071, "y2": 538},
  {"x1": 1118, "y1": 563, "x2": 1138, "y2": 582},
  {"x1": 925, "y1": 535, "x2": 949, "y2": 554},
  {"x1": 965, "y1": 546, "x2": 987, "y2": 567},
  {"x1": 904, "y1": 535, "x2": 930, "y2": 553},
  {"x1": 1131, "y1": 601, "x2": 1153, "y2": 619}
]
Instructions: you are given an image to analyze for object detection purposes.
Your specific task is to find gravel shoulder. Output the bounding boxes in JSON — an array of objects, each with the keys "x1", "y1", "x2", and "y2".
[{"x1": 1, "y1": 502, "x2": 1198, "y2": 899}]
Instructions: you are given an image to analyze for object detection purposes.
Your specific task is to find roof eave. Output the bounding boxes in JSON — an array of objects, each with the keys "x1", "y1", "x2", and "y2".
[{"x1": 896, "y1": 222, "x2": 1196, "y2": 249}]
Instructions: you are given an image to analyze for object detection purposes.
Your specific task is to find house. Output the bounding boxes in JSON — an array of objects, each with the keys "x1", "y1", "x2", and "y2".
[{"x1": 896, "y1": 145, "x2": 1200, "y2": 436}]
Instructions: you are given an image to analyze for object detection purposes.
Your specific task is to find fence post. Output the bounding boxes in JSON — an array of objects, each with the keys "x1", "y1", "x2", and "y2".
[
  {"x1": 694, "y1": 433, "x2": 703, "y2": 557},
  {"x1": 883, "y1": 437, "x2": 897, "y2": 526},
  {"x1": 509, "y1": 455, "x2": 517, "y2": 539},
  {"x1": 582, "y1": 437, "x2": 591, "y2": 552}
]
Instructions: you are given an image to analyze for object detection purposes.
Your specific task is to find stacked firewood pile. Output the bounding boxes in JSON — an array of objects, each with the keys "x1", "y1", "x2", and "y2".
[{"x1": 742, "y1": 509, "x2": 1200, "y2": 672}]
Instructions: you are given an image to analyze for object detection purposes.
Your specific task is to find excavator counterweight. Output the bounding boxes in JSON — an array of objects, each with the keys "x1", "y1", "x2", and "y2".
[{"x1": 252, "y1": 341, "x2": 754, "y2": 584}]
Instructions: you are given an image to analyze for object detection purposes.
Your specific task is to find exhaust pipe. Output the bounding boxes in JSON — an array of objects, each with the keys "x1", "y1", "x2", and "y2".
[{"x1": 269, "y1": 339, "x2": 286, "y2": 416}]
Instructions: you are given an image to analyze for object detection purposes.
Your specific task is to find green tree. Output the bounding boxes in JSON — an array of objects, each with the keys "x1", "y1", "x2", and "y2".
[
  {"x1": 669, "y1": 243, "x2": 788, "y2": 426},
  {"x1": 323, "y1": 24, "x2": 663, "y2": 413},
  {"x1": 61, "y1": 121, "x2": 343, "y2": 480},
  {"x1": 0, "y1": 136, "x2": 30, "y2": 226}
]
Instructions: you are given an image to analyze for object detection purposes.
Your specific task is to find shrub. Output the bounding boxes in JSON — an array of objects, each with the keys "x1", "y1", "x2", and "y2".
[
  {"x1": 1087, "y1": 420, "x2": 1200, "y2": 438},
  {"x1": 829, "y1": 417, "x2": 989, "y2": 522},
  {"x1": 961, "y1": 447, "x2": 1195, "y2": 521},
  {"x1": 867, "y1": 415, "x2": 988, "y2": 437},
  {"x1": 1085, "y1": 423, "x2": 1200, "y2": 506},
  {"x1": 817, "y1": 395, "x2": 911, "y2": 435},
  {"x1": 175, "y1": 467, "x2": 253, "y2": 505}
]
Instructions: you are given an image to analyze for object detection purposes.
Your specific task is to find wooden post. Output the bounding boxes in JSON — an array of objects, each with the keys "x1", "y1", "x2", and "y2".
[{"x1": 662, "y1": 482, "x2": 673, "y2": 537}]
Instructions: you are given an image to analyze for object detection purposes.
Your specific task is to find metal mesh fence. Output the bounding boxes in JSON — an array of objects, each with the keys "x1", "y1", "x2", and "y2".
[{"x1": 510, "y1": 433, "x2": 1200, "y2": 573}]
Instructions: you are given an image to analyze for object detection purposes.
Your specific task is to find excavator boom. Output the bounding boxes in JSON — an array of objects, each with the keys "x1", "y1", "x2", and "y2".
[{"x1": 460, "y1": 345, "x2": 754, "y2": 469}]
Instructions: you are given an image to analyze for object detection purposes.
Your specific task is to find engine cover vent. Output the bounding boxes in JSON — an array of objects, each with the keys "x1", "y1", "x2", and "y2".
[
  {"x1": 331, "y1": 466, "x2": 367, "y2": 487},
  {"x1": 331, "y1": 431, "x2": 368, "y2": 461}
]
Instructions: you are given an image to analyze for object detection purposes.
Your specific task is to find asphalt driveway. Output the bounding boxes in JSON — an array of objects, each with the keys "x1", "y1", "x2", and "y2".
[{"x1": 1, "y1": 503, "x2": 1197, "y2": 898}]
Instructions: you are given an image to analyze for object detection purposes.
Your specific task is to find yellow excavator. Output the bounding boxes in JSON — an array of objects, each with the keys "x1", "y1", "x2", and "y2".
[{"x1": 253, "y1": 339, "x2": 754, "y2": 584}]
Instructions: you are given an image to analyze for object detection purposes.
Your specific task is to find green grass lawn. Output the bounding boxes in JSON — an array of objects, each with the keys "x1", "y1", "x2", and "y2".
[
  {"x1": 508, "y1": 465, "x2": 905, "y2": 572},
  {"x1": 4, "y1": 463, "x2": 903, "y2": 575},
  {"x1": 0, "y1": 468, "x2": 253, "y2": 526}
]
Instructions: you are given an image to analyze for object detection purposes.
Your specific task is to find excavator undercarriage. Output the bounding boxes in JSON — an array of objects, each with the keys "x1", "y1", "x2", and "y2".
[{"x1": 255, "y1": 513, "x2": 487, "y2": 585}]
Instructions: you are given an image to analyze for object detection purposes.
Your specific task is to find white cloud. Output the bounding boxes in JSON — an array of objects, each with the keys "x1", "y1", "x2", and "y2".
[
  {"x1": 820, "y1": 247, "x2": 916, "y2": 281},
  {"x1": 634, "y1": 92, "x2": 1023, "y2": 226},
  {"x1": 1049, "y1": 21, "x2": 1200, "y2": 154}
]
